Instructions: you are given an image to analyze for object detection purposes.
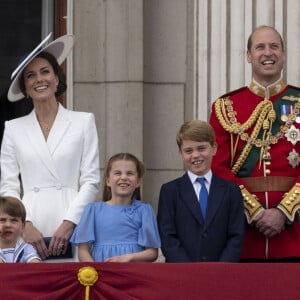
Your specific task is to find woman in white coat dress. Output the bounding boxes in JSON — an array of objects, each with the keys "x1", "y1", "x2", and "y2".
[{"x1": 0, "y1": 33, "x2": 100, "y2": 260}]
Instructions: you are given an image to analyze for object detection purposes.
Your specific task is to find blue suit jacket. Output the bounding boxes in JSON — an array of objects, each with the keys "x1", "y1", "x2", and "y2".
[{"x1": 157, "y1": 172, "x2": 244, "y2": 262}]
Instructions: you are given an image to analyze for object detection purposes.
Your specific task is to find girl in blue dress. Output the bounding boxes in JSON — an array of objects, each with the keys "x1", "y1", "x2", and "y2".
[{"x1": 70, "y1": 153, "x2": 161, "y2": 262}]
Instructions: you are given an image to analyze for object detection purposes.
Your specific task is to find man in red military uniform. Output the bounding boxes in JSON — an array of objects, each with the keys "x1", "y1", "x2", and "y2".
[{"x1": 210, "y1": 25, "x2": 300, "y2": 261}]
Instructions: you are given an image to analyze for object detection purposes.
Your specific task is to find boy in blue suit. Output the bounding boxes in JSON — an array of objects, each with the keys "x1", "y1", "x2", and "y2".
[{"x1": 157, "y1": 120, "x2": 244, "y2": 262}]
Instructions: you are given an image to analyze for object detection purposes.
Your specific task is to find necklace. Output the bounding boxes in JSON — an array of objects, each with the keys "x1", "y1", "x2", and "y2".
[
  {"x1": 36, "y1": 103, "x2": 59, "y2": 135},
  {"x1": 38, "y1": 121, "x2": 52, "y2": 133},
  {"x1": 43, "y1": 125, "x2": 51, "y2": 132}
]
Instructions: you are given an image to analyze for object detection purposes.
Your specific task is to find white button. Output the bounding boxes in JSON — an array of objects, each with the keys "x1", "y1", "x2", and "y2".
[
  {"x1": 33, "y1": 187, "x2": 40, "y2": 192},
  {"x1": 56, "y1": 184, "x2": 62, "y2": 190}
]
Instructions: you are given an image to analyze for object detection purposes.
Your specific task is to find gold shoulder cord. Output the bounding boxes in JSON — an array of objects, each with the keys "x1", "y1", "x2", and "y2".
[
  {"x1": 215, "y1": 97, "x2": 300, "y2": 223},
  {"x1": 215, "y1": 98, "x2": 271, "y2": 222},
  {"x1": 215, "y1": 98, "x2": 300, "y2": 174}
]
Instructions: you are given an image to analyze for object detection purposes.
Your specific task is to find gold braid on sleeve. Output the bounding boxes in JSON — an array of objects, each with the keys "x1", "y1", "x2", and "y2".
[
  {"x1": 277, "y1": 183, "x2": 300, "y2": 222},
  {"x1": 240, "y1": 185, "x2": 264, "y2": 224}
]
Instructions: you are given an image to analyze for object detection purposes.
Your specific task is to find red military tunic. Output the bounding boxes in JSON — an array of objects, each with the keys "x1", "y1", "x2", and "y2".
[{"x1": 210, "y1": 78, "x2": 300, "y2": 259}]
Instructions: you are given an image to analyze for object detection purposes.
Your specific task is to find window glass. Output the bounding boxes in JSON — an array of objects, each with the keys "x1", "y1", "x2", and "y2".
[{"x1": 0, "y1": 0, "x2": 43, "y2": 142}]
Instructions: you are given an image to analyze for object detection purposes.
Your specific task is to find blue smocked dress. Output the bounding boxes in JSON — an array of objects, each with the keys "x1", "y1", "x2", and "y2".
[{"x1": 70, "y1": 200, "x2": 161, "y2": 262}]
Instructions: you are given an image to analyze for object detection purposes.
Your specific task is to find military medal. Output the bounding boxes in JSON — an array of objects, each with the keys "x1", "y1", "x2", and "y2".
[
  {"x1": 296, "y1": 108, "x2": 300, "y2": 124},
  {"x1": 285, "y1": 125, "x2": 300, "y2": 145},
  {"x1": 280, "y1": 104, "x2": 290, "y2": 122},
  {"x1": 280, "y1": 104, "x2": 293, "y2": 122},
  {"x1": 287, "y1": 149, "x2": 300, "y2": 168},
  {"x1": 282, "y1": 95, "x2": 300, "y2": 123},
  {"x1": 291, "y1": 105, "x2": 300, "y2": 124}
]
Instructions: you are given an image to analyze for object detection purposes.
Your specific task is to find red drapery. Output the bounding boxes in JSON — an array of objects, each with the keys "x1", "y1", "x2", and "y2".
[{"x1": 0, "y1": 262, "x2": 299, "y2": 299}]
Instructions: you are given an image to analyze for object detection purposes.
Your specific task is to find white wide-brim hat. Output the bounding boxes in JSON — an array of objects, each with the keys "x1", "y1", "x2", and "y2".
[{"x1": 7, "y1": 32, "x2": 75, "y2": 102}]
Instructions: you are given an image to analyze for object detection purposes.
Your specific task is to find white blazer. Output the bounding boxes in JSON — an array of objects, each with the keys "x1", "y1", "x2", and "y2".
[{"x1": 0, "y1": 103, "x2": 100, "y2": 237}]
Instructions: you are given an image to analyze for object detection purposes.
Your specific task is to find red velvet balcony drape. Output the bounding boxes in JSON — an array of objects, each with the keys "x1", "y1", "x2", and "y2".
[{"x1": 0, "y1": 262, "x2": 299, "y2": 300}]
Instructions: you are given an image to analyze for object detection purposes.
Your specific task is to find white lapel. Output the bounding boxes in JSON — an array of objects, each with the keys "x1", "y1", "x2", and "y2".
[
  {"x1": 46, "y1": 103, "x2": 71, "y2": 155},
  {"x1": 23, "y1": 104, "x2": 70, "y2": 180}
]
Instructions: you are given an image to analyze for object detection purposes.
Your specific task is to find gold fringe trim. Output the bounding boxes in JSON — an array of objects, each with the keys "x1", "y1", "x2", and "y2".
[
  {"x1": 240, "y1": 185, "x2": 264, "y2": 223},
  {"x1": 277, "y1": 183, "x2": 300, "y2": 222}
]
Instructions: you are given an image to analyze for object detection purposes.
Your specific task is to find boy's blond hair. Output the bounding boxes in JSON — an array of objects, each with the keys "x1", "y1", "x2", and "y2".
[{"x1": 176, "y1": 120, "x2": 216, "y2": 149}]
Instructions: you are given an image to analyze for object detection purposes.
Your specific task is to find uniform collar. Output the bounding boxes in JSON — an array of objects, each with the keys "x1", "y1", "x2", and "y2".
[{"x1": 249, "y1": 77, "x2": 286, "y2": 99}]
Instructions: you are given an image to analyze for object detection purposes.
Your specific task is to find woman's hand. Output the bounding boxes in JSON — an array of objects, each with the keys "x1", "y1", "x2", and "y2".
[
  {"x1": 23, "y1": 221, "x2": 49, "y2": 259},
  {"x1": 48, "y1": 220, "x2": 75, "y2": 256}
]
